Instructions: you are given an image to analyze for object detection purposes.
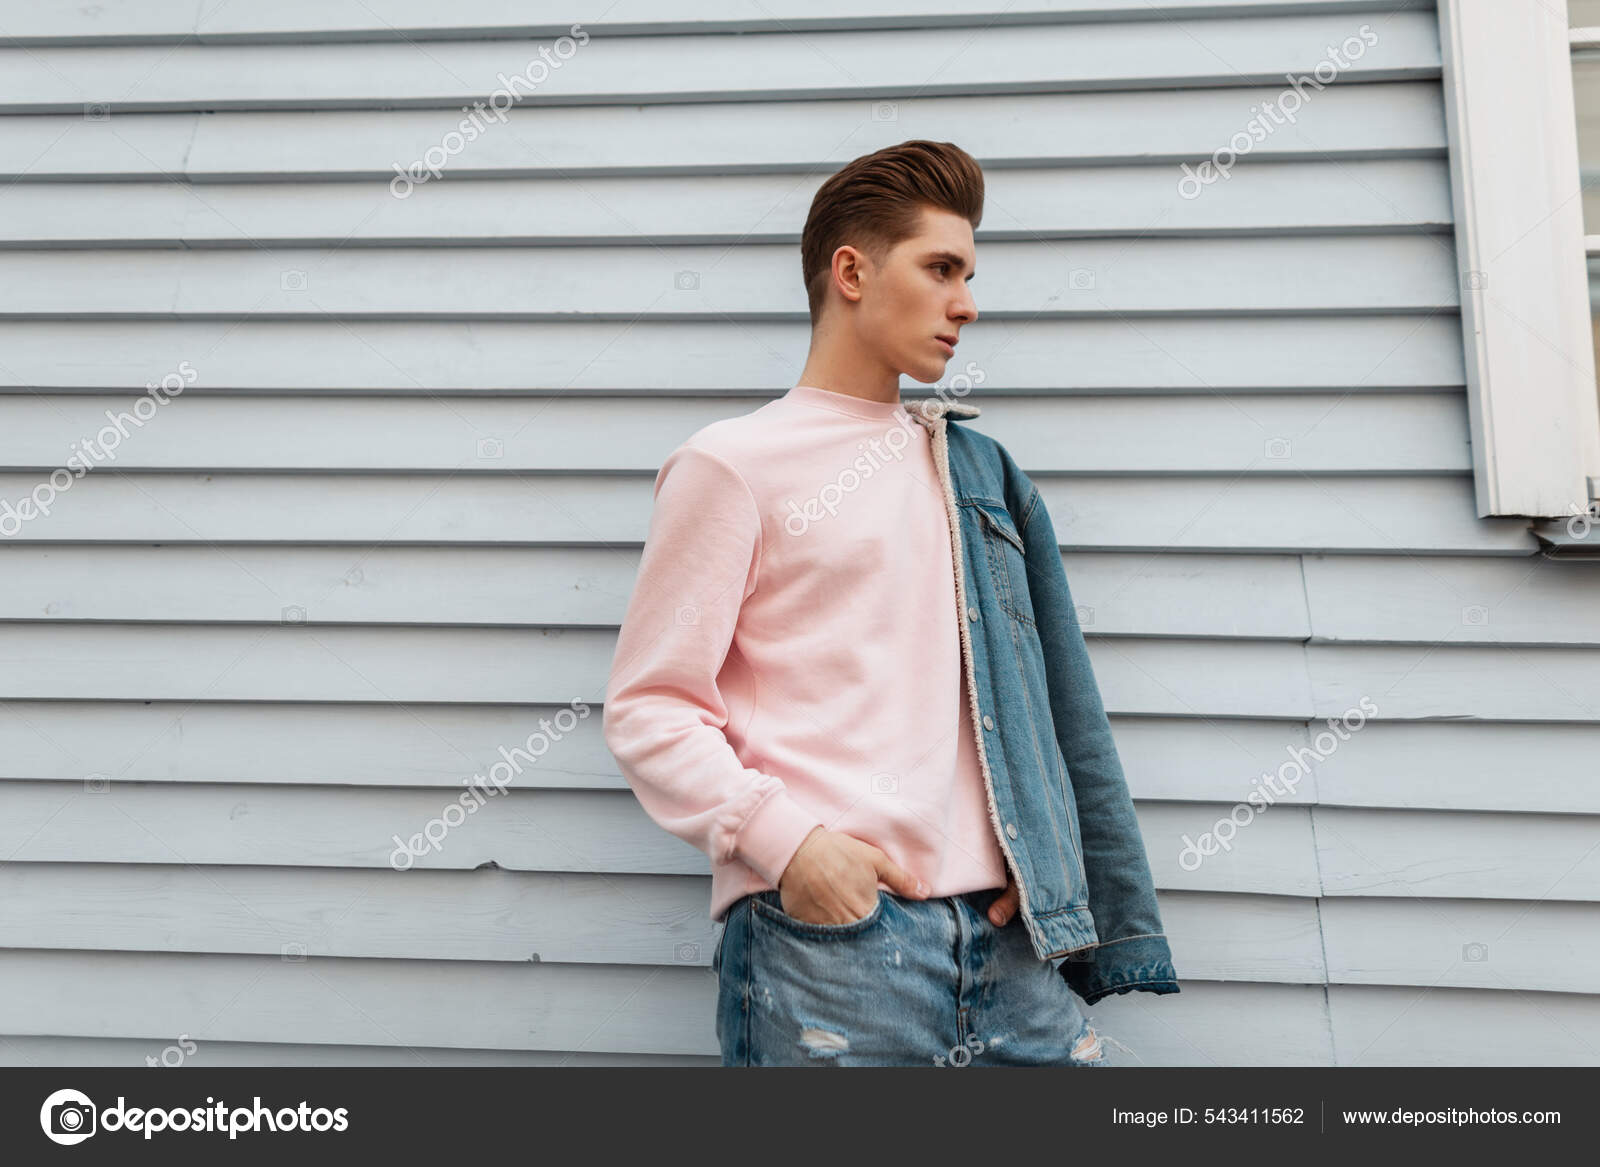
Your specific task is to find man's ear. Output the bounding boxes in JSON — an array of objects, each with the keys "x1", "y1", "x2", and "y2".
[{"x1": 831, "y1": 244, "x2": 866, "y2": 306}]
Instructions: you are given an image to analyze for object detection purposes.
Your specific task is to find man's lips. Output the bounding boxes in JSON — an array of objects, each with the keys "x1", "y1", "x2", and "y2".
[{"x1": 935, "y1": 335, "x2": 957, "y2": 355}]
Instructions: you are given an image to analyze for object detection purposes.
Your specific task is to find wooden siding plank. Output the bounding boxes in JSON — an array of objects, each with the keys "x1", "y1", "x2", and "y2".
[
  {"x1": 1304, "y1": 553, "x2": 1600, "y2": 645},
  {"x1": 1307, "y1": 642, "x2": 1600, "y2": 722},
  {"x1": 0, "y1": 624, "x2": 617, "y2": 704},
  {"x1": 0, "y1": 702, "x2": 628, "y2": 789},
  {"x1": 1313, "y1": 721, "x2": 1600, "y2": 814},
  {"x1": 0, "y1": 0, "x2": 1438, "y2": 45},
  {"x1": 0, "y1": 84, "x2": 1448, "y2": 181},
  {"x1": 1321, "y1": 898, "x2": 1600, "y2": 995},
  {"x1": 0, "y1": 546, "x2": 1311, "y2": 638},
  {"x1": 0, "y1": 473, "x2": 1533, "y2": 554},
  {"x1": 0, "y1": 237, "x2": 1460, "y2": 318},
  {"x1": 0, "y1": 783, "x2": 1308, "y2": 888},
  {"x1": 0, "y1": 317, "x2": 1467, "y2": 393},
  {"x1": 0, "y1": 784, "x2": 691, "y2": 873},
  {"x1": 1109, "y1": 716, "x2": 1328, "y2": 804},
  {"x1": 1316, "y1": 807, "x2": 1600, "y2": 901},
  {"x1": 1139, "y1": 805, "x2": 1323, "y2": 895},
  {"x1": 0, "y1": 866, "x2": 1319, "y2": 979},
  {"x1": 1089, "y1": 981, "x2": 1334, "y2": 1066},
  {"x1": 0, "y1": 626, "x2": 1314, "y2": 712},
  {"x1": 3, "y1": 707, "x2": 1588, "y2": 811},
  {"x1": 0, "y1": 702, "x2": 1315, "y2": 801},
  {"x1": 38, "y1": 981, "x2": 1565, "y2": 1066},
  {"x1": 1033, "y1": 477, "x2": 1535, "y2": 554},
  {"x1": 0, "y1": 948, "x2": 717, "y2": 1055},
  {"x1": 0, "y1": 948, "x2": 1332, "y2": 1061},
  {"x1": 31, "y1": 983, "x2": 1600, "y2": 1066},
  {"x1": 0, "y1": 14, "x2": 1441, "y2": 113},
  {"x1": 1327, "y1": 984, "x2": 1600, "y2": 1066},
  {"x1": 0, "y1": 160, "x2": 1453, "y2": 246},
  {"x1": 0, "y1": 393, "x2": 1471, "y2": 474}
]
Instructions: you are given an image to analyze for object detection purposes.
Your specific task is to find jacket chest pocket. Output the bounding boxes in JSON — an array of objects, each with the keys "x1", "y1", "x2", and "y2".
[{"x1": 974, "y1": 502, "x2": 1033, "y2": 625}]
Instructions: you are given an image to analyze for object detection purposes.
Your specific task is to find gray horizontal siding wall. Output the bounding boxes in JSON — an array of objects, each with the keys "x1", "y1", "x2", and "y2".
[{"x1": 3, "y1": 0, "x2": 1597, "y2": 1067}]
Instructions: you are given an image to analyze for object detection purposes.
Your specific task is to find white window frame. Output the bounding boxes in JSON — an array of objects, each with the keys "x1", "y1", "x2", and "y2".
[{"x1": 1437, "y1": 0, "x2": 1600, "y2": 522}]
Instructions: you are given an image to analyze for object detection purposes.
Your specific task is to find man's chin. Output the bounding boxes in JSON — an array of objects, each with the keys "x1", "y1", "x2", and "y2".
[{"x1": 901, "y1": 359, "x2": 949, "y2": 386}]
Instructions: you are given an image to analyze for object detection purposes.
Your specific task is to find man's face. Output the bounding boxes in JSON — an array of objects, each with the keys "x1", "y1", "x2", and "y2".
[{"x1": 853, "y1": 205, "x2": 979, "y2": 384}]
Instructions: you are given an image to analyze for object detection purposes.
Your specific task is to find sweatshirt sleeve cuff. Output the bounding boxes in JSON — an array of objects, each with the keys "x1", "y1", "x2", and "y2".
[{"x1": 734, "y1": 789, "x2": 825, "y2": 888}]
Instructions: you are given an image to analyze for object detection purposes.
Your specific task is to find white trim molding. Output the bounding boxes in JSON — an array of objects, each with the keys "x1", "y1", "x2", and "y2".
[{"x1": 1438, "y1": 0, "x2": 1600, "y2": 518}]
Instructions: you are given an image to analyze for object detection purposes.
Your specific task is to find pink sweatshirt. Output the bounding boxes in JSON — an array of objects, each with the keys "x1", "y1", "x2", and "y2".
[{"x1": 603, "y1": 384, "x2": 1010, "y2": 922}]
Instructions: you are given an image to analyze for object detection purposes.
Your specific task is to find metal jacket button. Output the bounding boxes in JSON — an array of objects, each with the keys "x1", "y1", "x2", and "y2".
[
  {"x1": 966, "y1": 606, "x2": 979, "y2": 622},
  {"x1": 1006, "y1": 823, "x2": 1018, "y2": 839},
  {"x1": 982, "y1": 715, "x2": 995, "y2": 731}
]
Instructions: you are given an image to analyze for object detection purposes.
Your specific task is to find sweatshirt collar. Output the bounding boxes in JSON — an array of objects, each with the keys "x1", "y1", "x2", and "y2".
[
  {"x1": 782, "y1": 384, "x2": 982, "y2": 425},
  {"x1": 907, "y1": 395, "x2": 981, "y2": 421},
  {"x1": 783, "y1": 384, "x2": 909, "y2": 420}
]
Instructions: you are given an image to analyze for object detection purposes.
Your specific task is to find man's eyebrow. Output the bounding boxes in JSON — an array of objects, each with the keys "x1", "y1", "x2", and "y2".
[{"x1": 926, "y1": 249, "x2": 976, "y2": 278}]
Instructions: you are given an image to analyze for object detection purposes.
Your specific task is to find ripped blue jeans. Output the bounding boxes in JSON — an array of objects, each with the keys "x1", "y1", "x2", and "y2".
[{"x1": 713, "y1": 887, "x2": 1110, "y2": 1067}]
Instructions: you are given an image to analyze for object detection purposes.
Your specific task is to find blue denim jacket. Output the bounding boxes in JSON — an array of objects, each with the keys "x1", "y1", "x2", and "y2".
[{"x1": 907, "y1": 393, "x2": 1180, "y2": 1006}]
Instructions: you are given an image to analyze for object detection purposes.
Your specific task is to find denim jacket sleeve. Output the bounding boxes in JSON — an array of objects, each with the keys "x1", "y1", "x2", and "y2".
[{"x1": 1007, "y1": 453, "x2": 1180, "y2": 1005}]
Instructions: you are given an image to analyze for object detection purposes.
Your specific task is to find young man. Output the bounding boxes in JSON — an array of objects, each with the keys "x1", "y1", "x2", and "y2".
[{"x1": 604, "y1": 140, "x2": 1176, "y2": 1067}]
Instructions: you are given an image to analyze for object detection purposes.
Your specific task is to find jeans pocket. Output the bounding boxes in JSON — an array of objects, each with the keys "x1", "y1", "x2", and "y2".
[{"x1": 751, "y1": 889, "x2": 886, "y2": 937}]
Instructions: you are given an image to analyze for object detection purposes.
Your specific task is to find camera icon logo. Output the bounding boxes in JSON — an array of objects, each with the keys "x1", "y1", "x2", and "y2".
[{"x1": 40, "y1": 1088, "x2": 97, "y2": 1145}]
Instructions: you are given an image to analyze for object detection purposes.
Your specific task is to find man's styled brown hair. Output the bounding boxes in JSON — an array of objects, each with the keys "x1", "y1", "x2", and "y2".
[{"x1": 799, "y1": 139, "x2": 985, "y2": 323}]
